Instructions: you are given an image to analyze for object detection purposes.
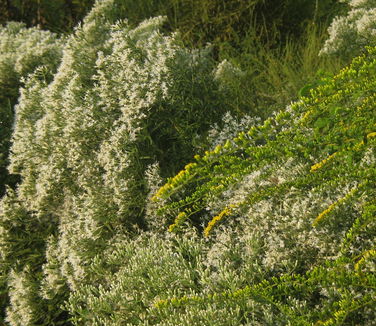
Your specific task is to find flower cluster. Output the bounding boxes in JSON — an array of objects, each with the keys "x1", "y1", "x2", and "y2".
[
  {"x1": 320, "y1": 0, "x2": 376, "y2": 59},
  {"x1": 0, "y1": 0, "x2": 231, "y2": 323},
  {"x1": 0, "y1": 22, "x2": 62, "y2": 197}
]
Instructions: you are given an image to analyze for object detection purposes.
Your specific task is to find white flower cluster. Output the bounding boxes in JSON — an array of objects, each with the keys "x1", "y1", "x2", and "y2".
[
  {"x1": 0, "y1": 22, "x2": 62, "y2": 197},
  {"x1": 207, "y1": 111, "x2": 260, "y2": 149},
  {"x1": 214, "y1": 59, "x2": 245, "y2": 84},
  {"x1": 320, "y1": 0, "x2": 376, "y2": 58},
  {"x1": 9, "y1": 11, "x2": 179, "y2": 293},
  {"x1": 5, "y1": 267, "x2": 38, "y2": 326},
  {"x1": 348, "y1": 0, "x2": 376, "y2": 8},
  {"x1": 1, "y1": 0, "x2": 228, "y2": 323},
  {"x1": 0, "y1": 22, "x2": 62, "y2": 78},
  {"x1": 204, "y1": 162, "x2": 356, "y2": 277},
  {"x1": 144, "y1": 162, "x2": 166, "y2": 230},
  {"x1": 64, "y1": 231, "x2": 203, "y2": 325}
]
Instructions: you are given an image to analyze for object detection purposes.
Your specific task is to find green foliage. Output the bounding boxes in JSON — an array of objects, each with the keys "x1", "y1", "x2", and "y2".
[
  {"x1": 0, "y1": 190, "x2": 67, "y2": 325},
  {"x1": 220, "y1": 24, "x2": 345, "y2": 116},
  {"x1": 98, "y1": 0, "x2": 342, "y2": 48},
  {"x1": 152, "y1": 47, "x2": 376, "y2": 324},
  {"x1": 0, "y1": 0, "x2": 95, "y2": 33}
]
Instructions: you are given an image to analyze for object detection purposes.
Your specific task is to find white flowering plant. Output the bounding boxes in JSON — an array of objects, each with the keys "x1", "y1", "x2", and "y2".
[
  {"x1": 0, "y1": 0, "x2": 232, "y2": 324},
  {"x1": 0, "y1": 22, "x2": 62, "y2": 197},
  {"x1": 320, "y1": 0, "x2": 376, "y2": 59}
]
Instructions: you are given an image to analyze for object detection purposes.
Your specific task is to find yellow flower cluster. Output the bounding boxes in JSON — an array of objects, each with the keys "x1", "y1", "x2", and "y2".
[
  {"x1": 152, "y1": 163, "x2": 197, "y2": 201},
  {"x1": 154, "y1": 284, "x2": 256, "y2": 310},
  {"x1": 312, "y1": 203, "x2": 337, "y2": 227},
  {"x1": 204, "y1": 204, "x2": 237, "y2": 237},
  {"x1": 153, "y1": 137, "x2": 240, "y2": 202},
  {"x1": 367, "y1": 131, "x2": 376, "y2": 139},
  {"x1": 310, "y1": 152, "x2": 337, "y2": 172},
  {"x1": 300, "y1": 109, "x2": 314, "y2": 123},
  {"x1": 168, "y1": 212, "x2": 187, "y2": 232},
  {"x1": 154, "y1": 294, "x2": 195, "y2": 309},
  {"x1": 203, "y1": 144, "x2": 225, "y2": 160},
  {"x1": 355, "y1": 249, "x2": 376, "y2": 272},
  {"x1": 312, "y1": 184, "x2": 362, "y2": 227},
  {"x1": 351, "y1": 130, "x2": 375, "y2": 151}
]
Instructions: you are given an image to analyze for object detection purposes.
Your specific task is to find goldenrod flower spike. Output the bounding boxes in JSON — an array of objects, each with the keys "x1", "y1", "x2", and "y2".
[
  {"x1": 312, "y1": 184, "x2": 363, "y2": 227},
  {"x1": 204, "y1": 204, "x2": 237, "y2": 237},
  {"x1": 310, "y1": 152, "x2": 337, "y2": 172},
  {"x1": 168, "y1": 212, "x2": 188, "y2": 232},
  {"x1": 355, "y1": 249, "x2": 376, "y2": 272},
  {"x1": 312, "y1": 203, "x2": 336, "y2": 227},
  {"x1": 367, "y1": 131, "x2": 376, "y2": 139}
]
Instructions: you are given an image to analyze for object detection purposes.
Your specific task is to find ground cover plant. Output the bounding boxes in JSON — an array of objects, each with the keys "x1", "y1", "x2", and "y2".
[{"x1": 0, "y1": 0, "x2": 375, "y2": 325}]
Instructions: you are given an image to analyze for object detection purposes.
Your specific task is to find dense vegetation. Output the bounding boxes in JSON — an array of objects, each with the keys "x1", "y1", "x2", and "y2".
[
  {"x1": 0, "y1": 22, "x2": 62, "y2": 196},
  {"x1": 0, "y1": 0, "x2": 374, "y2": 325}
]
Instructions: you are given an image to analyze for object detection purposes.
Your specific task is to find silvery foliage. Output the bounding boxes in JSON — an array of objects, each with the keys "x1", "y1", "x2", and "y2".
[
  {"x1": 0, "y1": 0, "x2": 227, "y2": 323},
  {"x1": 64, "y1": 155, "x2": 376, "y2": 325},
  {"x1": 65, "y1": 230, "x2": 203, "y2": 325},
  {"x1": 5, "y1": 267, "x2": 36, "y2": 326},
  {"x1": 64, "y1": 228, "x2": 281, "y2": 325},
  {"x1": 320, "y1": 0, "x2": 376, "y2": 58}
]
